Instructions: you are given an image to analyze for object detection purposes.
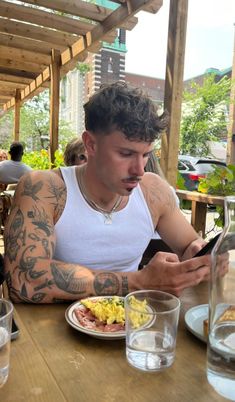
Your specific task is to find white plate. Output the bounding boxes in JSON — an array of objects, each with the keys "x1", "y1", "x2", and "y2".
[
  {"x1": 65, "y1": 296, "x2": 126, "y2": 340},
  {"x1": 184, "y1": 304, "x2": 208, "y2": 343}
]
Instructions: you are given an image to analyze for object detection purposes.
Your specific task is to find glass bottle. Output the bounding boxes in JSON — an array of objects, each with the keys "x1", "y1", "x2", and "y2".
[{"x1": 207, "y1": 196, "x2": 235, "y2": 400}]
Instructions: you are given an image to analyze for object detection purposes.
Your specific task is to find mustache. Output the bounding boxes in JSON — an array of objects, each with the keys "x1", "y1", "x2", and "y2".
[{"x1": 123, "y1": 176, "x2": 142, "y2": 182}]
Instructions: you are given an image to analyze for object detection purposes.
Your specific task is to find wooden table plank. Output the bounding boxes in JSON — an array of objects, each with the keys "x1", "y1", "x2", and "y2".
[
  {"x1": 0, "y1": 307, "x2": 66, "y2": 402},
  {"x1": 9, "y1": 284, "x2": 227, "y2": 402}
]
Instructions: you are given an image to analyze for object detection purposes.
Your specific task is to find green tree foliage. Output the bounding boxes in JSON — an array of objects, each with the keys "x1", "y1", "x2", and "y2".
[
  {"x1": 22, "y1": 149, "x2": 65, "y2": 170},
  {"x1": 20, "y1": 90, "x2": 76, "y2": 150},
  {"x1": 198, "y1": 164, "x2": 235, "y2": 227},
  {"x1": 180, "y1": 74, "x2": 231, "y2": 156}
]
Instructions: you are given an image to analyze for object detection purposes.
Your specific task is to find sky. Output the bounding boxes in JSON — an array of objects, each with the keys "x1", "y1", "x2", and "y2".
[{"x1": 125, "y1": 0, "x2": 235, "y2": 80}]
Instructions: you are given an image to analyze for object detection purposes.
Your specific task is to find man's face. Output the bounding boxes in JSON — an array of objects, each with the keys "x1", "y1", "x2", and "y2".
[{"x1": 90, "y1": 130, "x2": 154, "y2": 196}]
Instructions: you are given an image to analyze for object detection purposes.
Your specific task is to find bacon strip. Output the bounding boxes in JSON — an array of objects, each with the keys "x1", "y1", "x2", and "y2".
[{"x1": 74, "y1": 306, "x2": 125, "y2": 333}]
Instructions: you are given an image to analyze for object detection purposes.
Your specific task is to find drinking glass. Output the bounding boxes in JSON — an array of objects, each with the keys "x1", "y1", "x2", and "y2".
[
  {"x1": 125, "y1": 290, "x2": 180, "y2": 372},
  {"x1": 0, "y1": 299, "x2": 13, "y2": 387}
]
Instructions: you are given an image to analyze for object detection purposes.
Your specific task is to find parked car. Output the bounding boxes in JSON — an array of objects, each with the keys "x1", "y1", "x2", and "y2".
[{"x1": 178, "y1": 155, "x2": 226, "y2": 191}]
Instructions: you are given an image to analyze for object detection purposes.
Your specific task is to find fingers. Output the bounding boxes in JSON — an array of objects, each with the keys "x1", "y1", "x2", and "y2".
[
  {"x1": 181, "y1": 238, "x2": 207, "y2": 260},
  {"x1": 143, "y1": 252, "x2": 211, "y2": 296},
  {"x1": 150, "y1": 251, "x2": 180, "y2": 264},
  {"x1": 180, "y1": 254, "x2": 211, "y2": 273}
]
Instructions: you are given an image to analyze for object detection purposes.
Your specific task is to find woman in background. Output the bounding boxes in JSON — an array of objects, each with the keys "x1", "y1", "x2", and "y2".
[
  {"x1": 64, "y1": 138, "x2": 87, "y2": 166},
  {"x1": 0, "y1": 150, "x2": 8, "y2": 162}
]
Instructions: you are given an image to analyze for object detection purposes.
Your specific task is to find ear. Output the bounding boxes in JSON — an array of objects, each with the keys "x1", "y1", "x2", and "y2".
[{"x1": 82, "y1": 131, "x2": 96, "y2": 156}]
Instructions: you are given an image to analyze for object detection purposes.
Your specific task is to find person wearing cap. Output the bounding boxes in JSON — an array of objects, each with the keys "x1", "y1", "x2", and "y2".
[{"x1": 0, "y1": 141, "x2": 32, "y2": 185}]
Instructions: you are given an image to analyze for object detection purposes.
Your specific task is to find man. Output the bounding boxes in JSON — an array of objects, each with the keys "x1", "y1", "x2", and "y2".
[
  {"x1": 4, "y1": 83, "x2": 210, "y2": 304},
  {"x1": 0, "y1": 142, "x2": 32, "y2": 184}
]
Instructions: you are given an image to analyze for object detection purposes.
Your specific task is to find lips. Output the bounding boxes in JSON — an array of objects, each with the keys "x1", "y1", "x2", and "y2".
[{"x1": 123, "y1": 181, "x2": 139, "y2": 190}]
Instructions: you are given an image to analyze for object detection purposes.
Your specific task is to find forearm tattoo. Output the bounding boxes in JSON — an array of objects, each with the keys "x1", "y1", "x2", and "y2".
[
  {"x1": 121, "y1": 276, "x2": 129, "y2": 295},
  {"x1": 51, "y1": 263, "x2": 89, "y2": 295},
  {"x1": 94, "y1": 272, "x2": 120, "y2": 295}
]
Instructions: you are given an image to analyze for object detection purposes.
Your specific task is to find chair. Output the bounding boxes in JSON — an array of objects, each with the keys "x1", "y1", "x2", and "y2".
[
  {"x1": 6, "y1": 184, "x2": 17, "y2": 191},
  {"x1": 0, "y1": 193, "x2": 12, "y2": 232}
]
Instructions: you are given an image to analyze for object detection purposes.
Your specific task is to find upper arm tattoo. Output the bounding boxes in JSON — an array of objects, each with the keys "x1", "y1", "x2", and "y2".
[
  {"x1": 5, "y1": 208, "x2": 25, "y2": 263},
  {"x1": 28, "y1": 205, "x2": 53, "y2": 236},
  {"x1": 21, "y1": 176, "x2": 43, "y2": 201},
  {"x1": 46, "y1": 178, "x2": 66, "y2": 218}
]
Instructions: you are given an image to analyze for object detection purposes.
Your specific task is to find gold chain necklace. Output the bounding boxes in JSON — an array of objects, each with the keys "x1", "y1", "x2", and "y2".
[{"x1": 78, "y1": 168, "x2": 123, "y2": 225}]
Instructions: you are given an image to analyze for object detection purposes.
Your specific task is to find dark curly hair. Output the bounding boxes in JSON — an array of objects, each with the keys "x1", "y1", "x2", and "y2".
[{"x1": 84, "y1": 82, "x2": 168, "y2": 142}]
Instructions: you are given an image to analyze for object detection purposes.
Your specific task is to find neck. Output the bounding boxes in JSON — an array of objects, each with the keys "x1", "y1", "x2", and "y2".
[{"x1": 78, "y1": 166, "x2": 123, "y2": 212}]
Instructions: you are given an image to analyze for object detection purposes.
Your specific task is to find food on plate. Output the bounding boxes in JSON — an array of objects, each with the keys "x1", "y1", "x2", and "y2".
[
  {"x1": 74, "y1": 296, "x2": 125, "y2": 332},
  {"x1": 73, "y1": 296, "x2": 148, "y2": 333},
  {"x1": 127, "y1": 295, "x2": 149, "y2": 329},
  {"x1": 203, "y1": 306, "x2": 235, "y2": 337},
  {"x1": 217, "y1": 306, "x2": 235, "y2": 322}
]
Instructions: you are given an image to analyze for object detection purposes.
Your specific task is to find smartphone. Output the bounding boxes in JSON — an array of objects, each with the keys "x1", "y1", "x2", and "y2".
[
  {"x1": 193, "y1": 233, "x2": 221, "y2": 257},
  {"x1": 11, "y1": 317, "x2": 20, "y2": 340}
]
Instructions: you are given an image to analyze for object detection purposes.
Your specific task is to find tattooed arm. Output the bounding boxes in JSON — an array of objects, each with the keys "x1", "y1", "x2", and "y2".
[{"x1": 3, "y1": 170, "x2": 137, "y2": 303}]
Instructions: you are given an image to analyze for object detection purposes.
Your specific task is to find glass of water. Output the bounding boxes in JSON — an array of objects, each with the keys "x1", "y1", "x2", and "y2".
[
  {"x1": 0, "y1": 299, "x2": 13, "y2": 387},
  {"x1": 125, "y1": 290, "x2": 180, "y2": 372}
]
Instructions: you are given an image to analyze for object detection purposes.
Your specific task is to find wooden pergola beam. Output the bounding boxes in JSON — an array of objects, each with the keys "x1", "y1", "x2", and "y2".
[
  {"x1": 0, "y1": 0, "x2": 95, "y2": 36},
  {"x1": 13, "y1": 89, "x2": 21, "y2": 141},
  {"x1": 0, "y1": 17, "x2": 77, "y2": 49},
  {"x1": 0, "y1": 45, "x2": 51, "y2": 66},
  {"x1": 49, "y1": 50, "x2": 60, "y2": 164},
  {"x1": 160, "y1": 0, "x2": 188, "y2": 187}
]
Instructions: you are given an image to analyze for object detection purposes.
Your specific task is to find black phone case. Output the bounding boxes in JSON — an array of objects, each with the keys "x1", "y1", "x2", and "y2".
[{"x1": 193, "y1": 233, "x2": 221, "y2": 257}]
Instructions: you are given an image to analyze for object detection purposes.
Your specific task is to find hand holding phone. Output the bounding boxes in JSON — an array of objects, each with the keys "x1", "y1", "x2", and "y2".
[{"x1": 193, "y1": 233, "x2": 221, "y2": 258}]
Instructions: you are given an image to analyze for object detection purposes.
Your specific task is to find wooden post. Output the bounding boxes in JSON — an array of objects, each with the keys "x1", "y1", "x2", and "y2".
[
  {"x1": 160, "y1": 0, "x2": 188, "y2": 186},
  {"x1": 49, "y1": 49, "x2": 60, "y2": 165},
  {"x1": 227, "y1": 25, "x2": 235, "y2": 165},
  {"x1": 13, "y1": 89, "x2": 21, "y2": 141}
]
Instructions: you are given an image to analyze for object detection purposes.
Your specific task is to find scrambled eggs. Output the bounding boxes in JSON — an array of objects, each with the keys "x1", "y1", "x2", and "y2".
[
  {"x1": 81, "y1": 295, "x2": 149, "y2": 328},
  {"x1": 81, "y1": 296, "x2": 125, "y2": 325},
  {"x1": 128, "y1": 295, "x2": 149, "y2": 328}
]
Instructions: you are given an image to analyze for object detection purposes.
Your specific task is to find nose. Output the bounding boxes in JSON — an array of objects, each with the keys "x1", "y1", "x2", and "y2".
[{"x1": 130, "y1": 156, "x2": 145, "y2": 177}]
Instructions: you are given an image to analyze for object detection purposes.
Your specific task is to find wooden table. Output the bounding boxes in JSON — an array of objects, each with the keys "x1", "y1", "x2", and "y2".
[
  {"x1": 0, "y1": 284, "x2": 227, "y2": 402},
  {"x1": 176, "y1": 189, "x2": 225, "y2": 237}
]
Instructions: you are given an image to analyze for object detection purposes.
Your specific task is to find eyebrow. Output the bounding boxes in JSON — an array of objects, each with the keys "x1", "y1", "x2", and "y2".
[{"x1": 118, "y1": 146, "x2": 154, "y2": 155}]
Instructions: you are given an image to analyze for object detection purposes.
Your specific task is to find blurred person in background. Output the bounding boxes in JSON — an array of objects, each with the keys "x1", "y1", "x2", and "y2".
[
  {"x1": 64, "y1": 138, "x2": 88, "y2": 166},
  {"x1": 0, "y1": 150, "x2": 8, "y2": 191},
  {"x1": 0, "y1": 142, "x2": 32, "y2": 185},
  {"x1": 0, "y1": 150, "x2": 8, "y2": 162}
]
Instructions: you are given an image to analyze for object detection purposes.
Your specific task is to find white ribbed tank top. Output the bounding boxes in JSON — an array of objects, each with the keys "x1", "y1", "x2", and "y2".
[{"x1": 54, "y1": 167, "x2": 155, "y2": 272}]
